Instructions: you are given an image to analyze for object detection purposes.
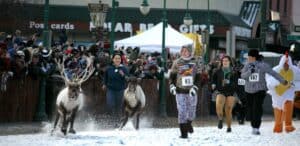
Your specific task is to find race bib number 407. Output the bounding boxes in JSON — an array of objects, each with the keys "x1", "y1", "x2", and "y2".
[
  {"x1": 182, "y1": 76, "x2": 193, "y2": 86},
  {"x1": 249, "y1": 73, "x2": 259, "y2": 82}
]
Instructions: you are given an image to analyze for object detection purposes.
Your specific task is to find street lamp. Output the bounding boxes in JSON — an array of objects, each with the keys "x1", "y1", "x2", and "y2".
[
  {"x1": 88, "y1": 1, "x2": 109, "y2": 28},
  {"x1": 110, "y1": 0, "x2": 118, "y2": 56},
  {"x1": 140, "y1": 0, "x2": 151, "y2": 16},
  {"x1": 110, "y1": 0, "x2": 150, "y2": 56},
  {"x1": 88, "y1": 1, "x2": 109, "y2": 43},
  {"x1": 34, "y1": 0, "x2": 49, "y2": 121},
  {"x1": 204, "y1": 0, "x2": 210, "y2": 64},
  {"x1": 183, "y1": 0, "x2": 193, "y2": 27},
  {"x1": 158, "y1": 0, "x2": 168, "y2": 117},
  {"x1": 183, "y1": 13, "x2": 193, "y2": 27}
]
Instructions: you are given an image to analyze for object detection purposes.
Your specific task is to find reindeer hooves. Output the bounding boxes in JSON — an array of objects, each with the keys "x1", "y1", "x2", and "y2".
[
  {"x1": 69, "y1": 128, "x2": 76, "y2": 134},
  {"x1": 61, "y1": 128, "x2": 67, "y2": 135},
  {"x1": 50, "y1": 129, "x2": 55, "y2": 136},
  {"x1": 118, "y1": 126, "x2": 124, "y2": 131}
]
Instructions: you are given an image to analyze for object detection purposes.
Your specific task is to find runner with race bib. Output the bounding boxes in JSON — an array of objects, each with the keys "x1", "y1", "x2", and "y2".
[
  {"x1": 241, "y1": 49, "x2": 288, "y2": 135},
  {"x1": 212, "y1": 55, "x2": 238, "y2": 133},
  {"x1": 169, "y1": 46, "x2": 203, "y2": 139}
]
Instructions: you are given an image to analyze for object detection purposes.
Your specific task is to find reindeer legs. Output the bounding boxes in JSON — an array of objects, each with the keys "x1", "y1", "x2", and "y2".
[
  {"x1": 119, "y1": 111, "x2": 129, "y2": 130},
  {"x1": 51, "y1": 111, "x2": 60, "y2": 135},
  {"x1": 57, "y1": 103, "x2": 68, "y2": 135},
  {"x1": 68, "y1": 106, "x2": 79, "y2": 134},
  {"x1": 135, "y1": 113, "x2": 140, "y2": 130}
]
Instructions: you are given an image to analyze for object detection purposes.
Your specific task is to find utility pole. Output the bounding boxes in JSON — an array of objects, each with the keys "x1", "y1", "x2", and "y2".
[
  {"x1": 34, "y1": 0, "x2": 49, "y2": 121},
  {"x1": 204, "y1": 0, "x2": 210, "y2": 64},
  {"x1": 260, "y1": 0, "x2": 267, "y2": 51},
  {"x1": 159, "y1": 0, "x2": 167, "y2": 117}
]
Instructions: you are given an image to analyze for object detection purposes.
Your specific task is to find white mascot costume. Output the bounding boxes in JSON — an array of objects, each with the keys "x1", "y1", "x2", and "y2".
[{"x1": 266, "y1": 52, "x2": 300, "y2": 133}]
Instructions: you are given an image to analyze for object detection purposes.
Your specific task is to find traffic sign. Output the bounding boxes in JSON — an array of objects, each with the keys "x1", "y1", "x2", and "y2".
[{"x1": 287, "y1": 35, "x2": 300, "y2": 41}]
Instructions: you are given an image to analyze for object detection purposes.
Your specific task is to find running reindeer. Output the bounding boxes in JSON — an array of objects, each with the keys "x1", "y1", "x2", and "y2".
[
  {"x1": 119, "y1": 77, "x2": 146, "y2": 130},
  {"x1": 51, "y1": 56, "x2": 95, "y2": 135}
]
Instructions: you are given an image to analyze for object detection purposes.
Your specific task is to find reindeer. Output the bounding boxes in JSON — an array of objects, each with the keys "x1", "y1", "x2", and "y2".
[
  {"x1": 51, "y1": 56, "x2": 95, "y2": 135},
  {"x1": 119, "y1": 77, "x2": 146, "y2": 130}
]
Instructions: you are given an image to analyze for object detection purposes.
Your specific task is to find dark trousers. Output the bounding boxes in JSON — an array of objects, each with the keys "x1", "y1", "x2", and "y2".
[
  {"x1": 246, "y1": 90, "x2": 266, "y2": 129},
  {"x1": 233, "y1": 102, "x2": 246, "y2": 122},
  {"x1": 235, "y1": 87, "x2": 247, "y2": 122},
  {"x1": 106, "y1": 89, "x2": 124, "y2": 116}
]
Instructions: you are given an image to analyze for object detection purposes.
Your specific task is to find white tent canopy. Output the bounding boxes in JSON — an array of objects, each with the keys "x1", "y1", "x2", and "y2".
[{"x1": 114, "y1": 22, "x2": 193, "y2": 53}]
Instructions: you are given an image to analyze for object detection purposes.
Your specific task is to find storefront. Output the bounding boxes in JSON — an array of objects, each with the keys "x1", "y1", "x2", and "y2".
[{"x1": 0, "y1": 4, "x2": 251, "y2": 57}]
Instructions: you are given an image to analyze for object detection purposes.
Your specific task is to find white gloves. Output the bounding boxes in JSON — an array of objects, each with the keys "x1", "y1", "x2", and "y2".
[
  {"x1": 189, "y1": 85, "x2": 198, "y2": 97},
  {"x1": 170, "y1": 84, "x2": 198, "y2": 97},
  {"x1": 169, "y1": 84, "x2": 176, "y2": 96}
]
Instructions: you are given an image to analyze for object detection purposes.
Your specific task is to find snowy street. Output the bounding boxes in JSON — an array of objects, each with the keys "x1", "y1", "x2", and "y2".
[{"x1": 1, "y1": 120, "x2": 300, "y2": 146}]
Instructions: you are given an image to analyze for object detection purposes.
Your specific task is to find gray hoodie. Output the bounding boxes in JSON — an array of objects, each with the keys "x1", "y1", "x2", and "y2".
[{"x1": 241, "y1": 61, "x2": 285, "y2": 93}]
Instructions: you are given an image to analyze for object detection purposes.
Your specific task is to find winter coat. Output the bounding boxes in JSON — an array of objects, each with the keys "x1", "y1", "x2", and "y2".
[
  {"x1": 104, "y1": 64, "x2": 128, "y2": 91},
  {"x1": 212, "y1": 68, "x2": 238, "y2": 96}
]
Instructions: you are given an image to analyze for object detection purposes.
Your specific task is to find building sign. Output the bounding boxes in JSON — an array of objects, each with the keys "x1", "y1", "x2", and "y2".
[
  {"x1": 295, "y1": 26, "x2": 300, "y2": 32},
  {"x1": 29, "y1": 21, "x2": 75, "y2": 30},
  {"x1": 179, "y1": 24, "x2": 214, "y2": 34},
  {"x1": 232, "y1": 26, "x2": 251, "y2": 38},
  {"x1": 90, "y1": 22, "x2": 215, "y2": 34}
]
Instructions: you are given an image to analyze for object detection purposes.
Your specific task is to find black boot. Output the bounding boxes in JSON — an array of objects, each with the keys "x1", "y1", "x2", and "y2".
[
  {"x1": 226, "y1": 127, "x2": 232, "y2": 133},
  {"x1": 187, "y1": 120, "x2": 194, "y2": 133},
  {"x1": 179, "y1": 124, "x2": 188, "y2": 138},
  {"x1": 218, "y1": 119, "x2": 223, "y2": 129}
]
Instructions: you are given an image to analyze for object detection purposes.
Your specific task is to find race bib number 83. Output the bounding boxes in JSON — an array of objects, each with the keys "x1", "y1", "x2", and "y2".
[
  {"x1": 249, "y1": 73, "x2": 259, "y2": 82},
  {"x1": 182, "y1": 76, "x2": 193, "y2": 86}
]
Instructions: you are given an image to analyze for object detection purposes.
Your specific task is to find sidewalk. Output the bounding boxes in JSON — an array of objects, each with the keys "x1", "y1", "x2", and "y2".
[
  {"x1": 0, "y1": 122, "x2": 43, "y2": 136},
  {"x1": 0, "y1": 115, "x2": 276, "y2": 136}
]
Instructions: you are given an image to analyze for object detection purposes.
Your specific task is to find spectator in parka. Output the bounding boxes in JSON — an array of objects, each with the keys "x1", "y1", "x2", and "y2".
[
  {"x1": 63, "y1": 48, "x2": 87, "y2": 80},
  {"x1": 38, "y1": 48, "x2": 56, "y2": 78},
  {"x1": 13, "y1": 30, "x2": 23, "y2": 46},
  {"x1": 102, "y1": 52, "x2": 129, "y2": 117},
  {"x1": 169, "y1": 46, "x2": 202, "y2": 139},
  {"x1": 241, "y1": 49, "x2": 288, "y2": 135},
  {"x1": 212, "y1": 55, "x2": 238, "y2": 133},
  {"x1": 0, "y1": 42, "x2": 10, "y2": 72},
  {"x1": 143, "y1": 63, "x2": 162, "y2": 80},
  {"x1": 129, "y1": 59, "x2": 145, "y2": 78}
]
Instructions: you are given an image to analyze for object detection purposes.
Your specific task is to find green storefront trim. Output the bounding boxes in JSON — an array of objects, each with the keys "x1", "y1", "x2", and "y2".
[
  {"x1": 7, "y1": 4, "x2": 248, "y2": 28},
  {"x1": 1, "y1": 3, "x2": 250, "y2": 48}
]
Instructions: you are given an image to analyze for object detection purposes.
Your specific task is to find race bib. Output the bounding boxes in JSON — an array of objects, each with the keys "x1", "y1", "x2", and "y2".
[
  {"x1": 224, "y1": 79, "x2": 230, "y2": 84},
  {"x1": 249, "y1": 73, "x2": 259, "y2": 82},
  {"x1": 238, "y1": 78, "x2": 245, "y2": 85},
  {"x1": 182, "y1": 76, "x2": 193, "y2": 86}
]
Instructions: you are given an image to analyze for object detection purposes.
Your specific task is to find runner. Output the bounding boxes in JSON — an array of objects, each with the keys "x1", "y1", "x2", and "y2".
[
  {"x1": 169, "y1": 45, "x2": 202, "y2": 138},
  {"x1": 266, "y1": 52, "x2": 300, "y2": 133},
  {"x1": 241, "y1": 49, "x2": 288, "y2": 135},
  {"x1": 212, "y1": 55, "x2": 238, "y2": 132}
]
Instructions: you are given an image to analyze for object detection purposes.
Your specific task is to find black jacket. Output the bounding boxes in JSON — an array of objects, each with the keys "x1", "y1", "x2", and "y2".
[{"x1": 212, "y1": 68, "x2": 238, "y2": 96}]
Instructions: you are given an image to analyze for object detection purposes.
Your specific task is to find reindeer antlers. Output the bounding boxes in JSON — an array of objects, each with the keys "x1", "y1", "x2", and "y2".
[
  {"x1": 55, "y1": 56, "x2": 95, "y2": 85},
  {"x1": 78, "y1": 57, "x2": 95, "y2": 84}
]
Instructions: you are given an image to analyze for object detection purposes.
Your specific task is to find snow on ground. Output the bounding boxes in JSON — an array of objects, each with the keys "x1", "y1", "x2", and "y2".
[{"x1": 1, "y1": 120, "x2": 300, "y2": 146}]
